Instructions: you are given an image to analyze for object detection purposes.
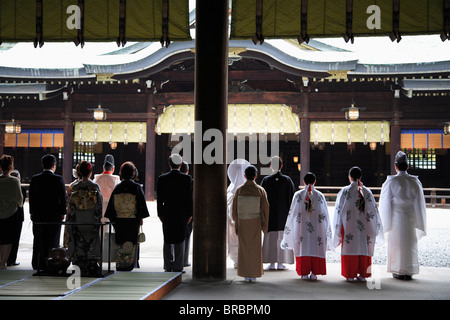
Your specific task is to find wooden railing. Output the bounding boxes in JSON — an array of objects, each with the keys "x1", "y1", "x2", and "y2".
[
  {"x1": 314, "y1": 186, "x2": 450, "y2": 208},
  {"x1": 20, "y1": 184, "x2": 450, "y2": 208}
]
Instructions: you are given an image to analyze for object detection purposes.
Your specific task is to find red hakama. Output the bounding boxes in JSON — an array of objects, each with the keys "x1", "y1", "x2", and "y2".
[
  {"x1": 340, "y1": 227, "x2": 372, "y2": 278},
  {"x1": 296, "y1": 256, "x2": 326, "y2": 276},
  {"x1": 341, "y1": 255, "x2": 372, "y2": 278}
]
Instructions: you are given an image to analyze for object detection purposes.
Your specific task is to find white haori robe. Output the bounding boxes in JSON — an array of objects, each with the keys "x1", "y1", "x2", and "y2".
[
  {"x1": 333, "y1": 181, "x2": 383, "y2": 256},
  {"x1": 93, "y1": 173, "x2": 120, "y2": 217},
  {"x1": 379, "y1": 171, "x2": 427, "y2": 275},
  {"x1": 281, "y1": 185, "x2": 332, "y2": 258}
]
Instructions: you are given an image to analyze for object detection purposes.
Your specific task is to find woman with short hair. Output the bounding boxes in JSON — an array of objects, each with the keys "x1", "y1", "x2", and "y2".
[{"x1": 0, "y1": 155, "x2": 23, "y2": 270}]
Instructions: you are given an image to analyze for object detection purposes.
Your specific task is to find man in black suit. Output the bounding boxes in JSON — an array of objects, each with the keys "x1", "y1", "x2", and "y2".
[
  {"x1": 29, "y1": 154, "x2": 67, "y2": 272},
  {"x1": 157, "y1": 154, "x2": 193, "y2": 272}
]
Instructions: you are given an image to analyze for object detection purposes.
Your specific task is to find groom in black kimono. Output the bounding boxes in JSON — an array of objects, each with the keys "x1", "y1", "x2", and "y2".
[{"x1": 260, "y1": 156, "x2": 296, "y2": 270}]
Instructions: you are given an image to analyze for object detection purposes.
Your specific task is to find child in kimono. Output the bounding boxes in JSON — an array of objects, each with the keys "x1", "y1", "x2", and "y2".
[
  {"x1": 333, "y1": 166, "x2": 383, "y2": 282},
  {"x1": 281, "y1": 172, "x2": 332, "y2": 280}
]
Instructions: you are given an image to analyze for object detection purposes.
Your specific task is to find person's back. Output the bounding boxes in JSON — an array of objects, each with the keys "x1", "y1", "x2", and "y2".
[
  {"x1": 69, "y1": 179, "x2": 102, "y2": 222},
  {"x1": 157, "y1": 154, "x2": 193, "y2": 272},
  {"x1": 260, "y1": 156, "x2": 295, "y2": 270},
  {"x1": 0, "y1": 176, "x2": 23, "y2": 217},
  {"x1": 30, "y1": 158, "x2": 66, "y2": 222},
  {"x1": 383, "y1": 172, "x2": 422, "y2": 208},
  {"x1": 93, "y1": 154, "x2": 119, "y2": 208},
  {"x1": 67, "y1": 161, "x2": 102, "y2": 271},
  {"x1": 261, "y1": 171, "x2": 295, "y2": 231},
  {"x1": 379, "y1": 152, "x2": 426, "y2": 279},
  {"x1": 231, "y1": 165, "x2": 269, "y2": 282},
  {"x1": 30, "y1": 171, "x2": 65, "y2": 221},
  {"x1": 29, "y1": 154, "x2": 66, "y2": 272},
  {"x1": 157, "y1": 169, "x2": 193, "y2": 244},
  {"x1": 94, "y1": 174, "x2": 119, "y2": 199}
]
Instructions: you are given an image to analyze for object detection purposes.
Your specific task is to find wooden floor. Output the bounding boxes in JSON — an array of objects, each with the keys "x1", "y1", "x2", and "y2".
[{"x1": 0, "y1": 270, "x2": 182, "y2": 300}]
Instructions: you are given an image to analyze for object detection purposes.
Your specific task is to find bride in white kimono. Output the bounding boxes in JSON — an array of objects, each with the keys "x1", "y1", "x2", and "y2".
[{"x1": 379, "y1": 151, "x2": 427, "y2": 280}]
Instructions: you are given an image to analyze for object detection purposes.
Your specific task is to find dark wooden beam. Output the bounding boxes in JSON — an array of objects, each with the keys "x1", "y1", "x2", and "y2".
[
  {"x1": 304, "y1": 111, "x2": 402, "y2": 120},
  {"x1": 153, "y1": 69, "x2": 303, "y2": 82}
]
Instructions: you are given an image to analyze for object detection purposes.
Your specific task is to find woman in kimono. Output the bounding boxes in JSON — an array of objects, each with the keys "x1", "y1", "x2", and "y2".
[
  {"x1": 0, "y1": 155, "x2": 23, "y2": 270},
  {"x1": 333, "y1": 167, "x2": 383, "y2": 282},
  {"x1": 227, "y1": 159, "x2": 250, "y2": 269},
  {"x1": 105, "y1": 161, "x2": 149, "y2": 271},
  {"x1": 281, "y1": 172, "x2": 332, "y2": 280},
  {"x1": 67, "y1": 161, "x2": 103, "y2": 274},
  {"x1": 231, "y1": 165, "x2": 269, "y2": 282}
]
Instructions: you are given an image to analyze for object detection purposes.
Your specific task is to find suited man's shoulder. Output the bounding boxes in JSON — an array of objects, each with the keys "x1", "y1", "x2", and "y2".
[
  {"x1": 181, "y1": 171, "x2": 193, "y2": 181},
  {"x1": 157, "y1": 171, "x2": 171, "y2": 183},
  {"x1": 31, "y1": 171, "x2": 44, "y2": 180},
  {"x1": 31, "y1": 171, "x2": 64, "y2": 184}
]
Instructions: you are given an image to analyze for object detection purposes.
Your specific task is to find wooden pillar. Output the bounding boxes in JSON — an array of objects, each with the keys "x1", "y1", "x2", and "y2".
[
  {"x1": 145, "y1": 93, "x2": 156, "y2": 201},
  {"x1": 192, "y1": 0, "x2": 228, "y2": 281},
  {"x1": 63, "y1": 99, "x2": 74, "y2": 184},
  {"x1": 300, "y1": 90, "x2": 310, "y2": 183},
  {"x1": 390, "y1": 93, "x2": 401, "y2": 175}
]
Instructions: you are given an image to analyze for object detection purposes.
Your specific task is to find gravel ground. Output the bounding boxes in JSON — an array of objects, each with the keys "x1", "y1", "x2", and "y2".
[{"x1": 325, "y1": 206, "x2": 450, "y2": 268}]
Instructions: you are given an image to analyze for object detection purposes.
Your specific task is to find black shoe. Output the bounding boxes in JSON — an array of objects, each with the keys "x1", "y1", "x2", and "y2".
[
  {"x1": 7, "y1": 262, "x2": 20, "y2": 267},
  {"x1": 393, "y1": 273, "x2": 412, "y2": 280},
  {"x1": 173, "y1": 269, "x2": 186, "y2": 274}
]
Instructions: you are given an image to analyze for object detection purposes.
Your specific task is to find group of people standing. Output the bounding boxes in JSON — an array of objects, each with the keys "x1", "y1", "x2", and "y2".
[
  {"x1": 228, "y1": 151, "x2": 427, "y2": 283},
  {"x1": 0, "y1": 153, "x2": 149, "y2": 273},
  {"x1": 0, "y1": 150, "x2": 427, "y2": 284}
]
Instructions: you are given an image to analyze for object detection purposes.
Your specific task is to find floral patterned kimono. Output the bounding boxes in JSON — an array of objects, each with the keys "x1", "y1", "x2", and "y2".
[
  {"x1": 105, "y1": 179, "x2": 149, "y2": 271},
  {"x1": 333, "y1": 181, "x2": 383, "y2": 279},
  {"x1": 281, "y1": 185, "x2": 332, "y2": 277},
  {"x1": 67, "y1": 180, "x2": 103, "y2": 272}
]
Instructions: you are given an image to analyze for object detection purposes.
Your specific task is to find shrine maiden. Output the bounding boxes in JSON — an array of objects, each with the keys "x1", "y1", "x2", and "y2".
[
  {"x1": 379, "y1": 151, "x2": 427, "y2": 280},
  {"x1": 333, "y1": 167, "x2": 383, "y2": 282},
  {"x1": 281, "y1": 172, "x2": 332, "y2": 280}
]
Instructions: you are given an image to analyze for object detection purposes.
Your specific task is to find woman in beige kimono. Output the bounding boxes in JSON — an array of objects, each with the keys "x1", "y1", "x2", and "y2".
[
  {"x1": 227, "y1": 159, "x2": 250, "y2": 269},
  {"x1": 232, "y1": 165, "x2": 269, "y2": 282}
]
